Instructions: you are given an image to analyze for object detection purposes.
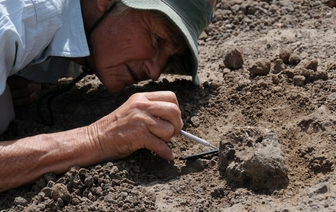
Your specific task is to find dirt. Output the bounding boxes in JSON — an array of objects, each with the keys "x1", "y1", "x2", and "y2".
[{"x1": 1, "y1": 0, "x2": 336, "y2": 211}]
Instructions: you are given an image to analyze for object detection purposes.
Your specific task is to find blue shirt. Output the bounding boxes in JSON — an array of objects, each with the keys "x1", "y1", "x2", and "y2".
[{"x1": 0, "y1": 0, "x2": 89, "y2": 95}]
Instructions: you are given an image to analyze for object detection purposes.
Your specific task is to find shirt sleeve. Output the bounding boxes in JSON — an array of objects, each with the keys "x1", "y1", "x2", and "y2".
[{"x1": 0, "y1": 7, "x2": 21, "y2": 95}]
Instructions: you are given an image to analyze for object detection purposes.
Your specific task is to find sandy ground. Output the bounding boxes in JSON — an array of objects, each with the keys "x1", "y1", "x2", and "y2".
[{"x1": 1, "y1": 0, "x2": 336, "y2": 211}]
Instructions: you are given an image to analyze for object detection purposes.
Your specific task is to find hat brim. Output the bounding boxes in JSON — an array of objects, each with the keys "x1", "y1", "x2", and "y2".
[{"x1": 120, "y1": 0, "x2": 200, "y2": 85}]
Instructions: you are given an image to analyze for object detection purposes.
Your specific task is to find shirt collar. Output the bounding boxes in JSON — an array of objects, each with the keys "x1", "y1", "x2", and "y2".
[{"x1": 47, "y1": 0, "x2": 90, "y2": 58}]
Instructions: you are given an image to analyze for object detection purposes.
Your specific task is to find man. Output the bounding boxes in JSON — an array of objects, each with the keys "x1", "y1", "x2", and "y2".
[{"x1": 0, "y1": 0, "x2": 214, "y2": 192}]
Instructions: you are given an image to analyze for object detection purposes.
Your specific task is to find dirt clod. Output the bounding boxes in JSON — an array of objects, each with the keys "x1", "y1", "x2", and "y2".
[
  {"x1": 223, "y1": 47, "x2": 244, "y2": 69},
  {"x1": 51, "y1": 183, "x2": 71, "y2": 203},
  {"x1": 304, "y1": 59, "x2": 319, "y2": 71},
  {"x1": 248, "y1": 58, "x2": 271, "y2": 75}
]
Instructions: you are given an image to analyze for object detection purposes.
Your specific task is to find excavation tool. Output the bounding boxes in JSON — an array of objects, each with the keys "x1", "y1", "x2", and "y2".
[{"x1": 180, "y1": 130, "x2": 219, "y2": 160}]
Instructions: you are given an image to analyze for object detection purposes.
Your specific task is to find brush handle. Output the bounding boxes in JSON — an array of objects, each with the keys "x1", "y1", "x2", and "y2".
[{"x1": 180, "y1": 130, "x2": 218, "y2": 150}]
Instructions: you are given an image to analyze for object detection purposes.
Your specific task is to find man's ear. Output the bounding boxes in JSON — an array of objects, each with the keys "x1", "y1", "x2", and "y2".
[{"x1": 96, "y1": 0, "x2": 113, "y2": 12}]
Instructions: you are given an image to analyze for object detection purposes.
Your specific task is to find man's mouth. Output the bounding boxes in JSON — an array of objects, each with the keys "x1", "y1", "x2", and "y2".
[{"x1": 126, "y1": 65, "x2": 138, "y2": 81}]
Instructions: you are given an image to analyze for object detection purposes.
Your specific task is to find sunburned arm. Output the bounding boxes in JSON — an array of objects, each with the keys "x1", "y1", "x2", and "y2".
[
  {"x1": 0, "y1": 126, "x2": 102, "y2": 192},
  {"x1": 0, "y1": 91, "x2": 182, "y2": 193}
]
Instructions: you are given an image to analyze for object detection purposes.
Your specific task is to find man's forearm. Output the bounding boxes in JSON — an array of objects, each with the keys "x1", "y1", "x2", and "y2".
[{"x1": 0, "y1": 126, "x2": 100, "y2": 192}]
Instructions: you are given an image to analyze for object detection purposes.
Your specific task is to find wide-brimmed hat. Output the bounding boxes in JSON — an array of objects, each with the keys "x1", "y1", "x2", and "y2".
[{"x1": 120, "y1": 0, "x2": 214, "y2": 85}]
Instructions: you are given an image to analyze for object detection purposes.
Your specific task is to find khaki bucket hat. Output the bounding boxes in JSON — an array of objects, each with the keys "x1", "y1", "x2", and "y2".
[{"x1": 120, "y1": 0, "x2": 214, "y2": 85}]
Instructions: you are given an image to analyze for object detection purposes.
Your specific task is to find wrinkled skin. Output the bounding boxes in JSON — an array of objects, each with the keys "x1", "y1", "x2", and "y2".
[
  {"x1": 88, "y1": 91, "x2": 183, "y2": 162},
  {"x1": 1, "y1": 0, "x2": 187, "y2": 192}
]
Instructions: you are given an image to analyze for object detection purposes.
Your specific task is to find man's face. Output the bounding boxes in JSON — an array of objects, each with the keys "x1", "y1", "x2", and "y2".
[{"x1": 87, "y1": 9, "x2": 186, "y2": 93}]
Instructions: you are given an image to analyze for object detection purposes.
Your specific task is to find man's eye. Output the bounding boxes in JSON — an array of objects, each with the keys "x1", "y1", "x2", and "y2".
[{"x1": 155, "y1": 34, "x2": 165, "y2": 47}]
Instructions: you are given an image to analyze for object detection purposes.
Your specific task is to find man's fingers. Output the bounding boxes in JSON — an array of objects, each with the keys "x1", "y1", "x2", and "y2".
[
  {"x1": 147, "y1": 102, "x2": 183, "y2": 136},
  {"x1": 143, "y1": 135, "x2": 175, "y2": 161},
  {"x1": 144, "y1": 91, "x2": 179, "y2": 105},
  {"x1": 146, "y1": 116, "x2": 176, "y2": 141}
]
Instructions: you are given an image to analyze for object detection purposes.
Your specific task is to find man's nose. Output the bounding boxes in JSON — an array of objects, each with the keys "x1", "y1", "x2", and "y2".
[{"x1": 144, "y1": 51, "x2": 169, "y2": 81}]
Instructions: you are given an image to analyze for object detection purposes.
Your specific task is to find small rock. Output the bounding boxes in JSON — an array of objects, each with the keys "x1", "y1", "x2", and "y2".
[
  {"x1": 279, "y1": 49, "x2": 292, "y2": 64},
  {"x1": 293, "y1": 75, "x2": 306, "y2": 86},
  {"x1": 110, "y1": 166, "x2": 119, "y2": 175},
  {"x1": 304, "y1": 59, "x2": 318, "y2": 71},
  {"x1": 311, "y1": 71, "x2": 328, "y2": 82},
  {"x1": 41, "y1": 187, "x2": 52, "y2": 198},
  {"x1": 51, "y1": 183, "x2": 71, "y2": 203},
  {"x1": 209, "y1": 80, "x2": 222, "y2": 90},
  {"x1": 282, "y1": 69, "x2": 295, "y2": 79},
  {"x1": 104, "y1": 195, "x2": 116, "y2": 204},
  {"x1": 271, "y1": 75, "x2": 280, "y2": 84},
  {"x1": 120, "y1": 192, "x2": 128, "y2": 199},
  {"x1": 289, "y1": 53, "x2": 301, "y2": 65},
  {"x1": 309, "y1": 183, "x2": 328, "y2": 197},
  {"x1": 78, "y1": 168, "x2": 88, "y2": 176},
  {"x1": 36, "y1": 203, "x2": 46, "y2": 210},
  {"x1": 301, "y1": 69, "x2": 314, "y2": 83},
  {"x1": 71, "y1": 197, "x2": 81, "y2": 205},
  {"x1": 223, "y1": 47, "x2": 244, "y2": 69},
  {"x1": 249, "y1": 58, "x2": 271, "y2": 75},
  {"x1": 84, "y1": 175, "x2": 94, "y2": 187},
  {"x1": 321, "y1": 0, "x2": 336, "y2": 7},
  {"x1": 14, "y1": 196, "x2": 28, "y2": 206},
  {"x1": 24, "y1": 205, "x2": 37, "y2": 212},
  {"x1": 187, "y1": 159, "x2": 209, "y2": 171},
  {"x1": 38, "y1": 192, "x2": 45, "y2": 203},
  {"x1": 57, "y1": 197, "x2": 64, "y2": 207},
  {"x1": 44, "y1": 173, "x2": 57, "y2": 183},
  {"x1": 199, "y1": 31, "x2": 208, "y2": 40},
  {"x1": 190, "y1": 116, "x2": 201, "y2": 127},
  {"x1": 272, "y1": 58, "x2": 285, "y2": 74}
]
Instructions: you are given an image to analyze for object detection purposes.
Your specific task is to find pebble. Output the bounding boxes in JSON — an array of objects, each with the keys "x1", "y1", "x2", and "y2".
[
  {"x1": 309, "y1": 183, "x2": 328, "y2": 197},
  {"x1": 279, "y1": 49, "x2": 292, "y2": 64},
  {"x1": 289, "y1": 53, "x2": 301, "y2": 65},
  {"x1": 186, "y1": 159, "x2": 209, "y2": 171},
  {"x1": 304, "y1": 59, "x2": 318, "y2": 71},
  {"x1": 293, "y1": 75, "x2": 306, "y2": 86},
  {"x1": 273, "y1": 58, "x2": 285, "y2": 74},
  {"x1": 51, "y1": 183, "x2": 71, "y2": 203},
  {"x1": 249, "y1": 58, "x2": 271, "y2": 75},
  {"x1": 223, "y1": 47, "x2": 244, "y2": 69},
  {"x1": 14, "y1": 197, "x2": 28, "y2": 206}
]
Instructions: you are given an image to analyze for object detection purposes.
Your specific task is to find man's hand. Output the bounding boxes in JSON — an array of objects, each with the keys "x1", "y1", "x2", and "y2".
[
  {"x1": 7, "y1": 75, "x2": 41, "y2": 107},
  {"x1": 88, "y1": 91, "x2": 184, "y2": 161}
]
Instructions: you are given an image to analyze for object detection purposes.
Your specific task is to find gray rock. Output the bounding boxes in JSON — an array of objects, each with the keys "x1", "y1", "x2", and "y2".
[{"x1": 218, "y1": 126, "x2": 288, "y2": 191}]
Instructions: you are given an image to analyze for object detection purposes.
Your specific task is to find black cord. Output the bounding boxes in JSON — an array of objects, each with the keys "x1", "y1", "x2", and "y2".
[
  {"x1": 86, "y1": 1, "x2": 119, "y2": 38},
  {"x1": 37, "y1": 67, "x2": 91, "y2": 126},
  {"x1": 37, "y1": 1, "x2": 119, "y2": 126}
]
